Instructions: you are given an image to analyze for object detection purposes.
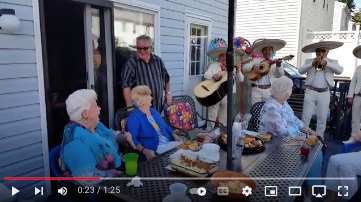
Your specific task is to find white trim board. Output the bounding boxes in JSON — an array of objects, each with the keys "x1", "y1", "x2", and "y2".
[{"x1": 32, "y1": 0, "x2": 51, "y2": 196}]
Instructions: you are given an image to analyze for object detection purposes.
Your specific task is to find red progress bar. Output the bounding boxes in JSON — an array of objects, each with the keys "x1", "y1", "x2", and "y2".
[{"x1": 4, "y1": 177, "x2": 101, "y2": 181}]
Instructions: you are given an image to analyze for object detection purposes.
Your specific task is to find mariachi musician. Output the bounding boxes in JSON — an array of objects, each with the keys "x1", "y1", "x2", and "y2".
[
  {"x1": 243, "y1": 39, "x2": 286, "y2": 105},
  {"x1": 344, "y1": 45, "x2": 361, "y2": 144},
  {"x1": 203, "y1": 39, "x2": 244, "y2": 130},
  {"x1": 299, "y1": 41, "x2": 344, "y2": 137}
]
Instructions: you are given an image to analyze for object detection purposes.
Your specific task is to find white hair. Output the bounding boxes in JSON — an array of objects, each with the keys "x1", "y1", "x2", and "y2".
[
  {"x1": 65, "y1": 89, "x2": 97, "y2": 121},
  {"x1": 270, "y1": 76, "x2": 293, "y2": 99}
]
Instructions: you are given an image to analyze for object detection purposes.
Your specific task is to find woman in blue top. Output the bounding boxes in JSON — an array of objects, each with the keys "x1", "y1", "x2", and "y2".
[
  {"x1": 258, "y1": 76, "x2": 323, "y2": 202},
  {"x1": 60, "y1": 89, "x2": 135, "y2": 186},
  {"x1": 126, "y1": 85, "x2": 183, "y2": 160}
]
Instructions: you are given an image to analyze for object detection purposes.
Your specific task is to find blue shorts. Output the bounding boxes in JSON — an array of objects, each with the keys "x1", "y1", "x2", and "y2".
[{"x1": 306, "y1": 152, "x2": 323, "y2": 185}]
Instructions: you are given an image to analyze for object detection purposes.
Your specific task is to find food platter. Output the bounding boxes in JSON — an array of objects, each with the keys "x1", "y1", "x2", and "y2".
[
  {"x1": 169, "y1": 153, "x2": 219, "y2": 177},
  {"x1": 218, "y1": 133, "x2": 265, "y2": 155},
  {"x1": 178, "y1": 132, "x2": 213, "y2": 151},
  {"x1": 243, "y1": 134, "x2": 265, "y2": 154},
  {"x1": 211, "y1": 170, "x2": 256, "y2": 199}
]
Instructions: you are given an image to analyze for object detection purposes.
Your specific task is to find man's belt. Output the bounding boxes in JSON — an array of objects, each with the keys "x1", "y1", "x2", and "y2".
[
  {"x1": 306, "y1": 86, "x2": 329, "y2": 92},
  {"x1": 251, "y1": 84, "x2": 271, "y2": 89}
]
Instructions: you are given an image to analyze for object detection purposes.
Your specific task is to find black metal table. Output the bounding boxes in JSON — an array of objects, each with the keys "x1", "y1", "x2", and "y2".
[{"x1": 100, "y1": 136, "x2": 322, "y2": 202}]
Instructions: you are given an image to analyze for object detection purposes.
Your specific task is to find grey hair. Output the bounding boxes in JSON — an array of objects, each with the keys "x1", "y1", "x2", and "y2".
[
  {"x1": 136, "y1": 35, "x2": 152, "y2": 45},
  {"x1": 270, "y1": 76, "x2": 293, "y2": 99},
  {"x1": 130, "y1": 85, "x2": 152, "y2": 107},
  {"x1": 65, "y1": 89, "x2": 97, "y2": 121}
]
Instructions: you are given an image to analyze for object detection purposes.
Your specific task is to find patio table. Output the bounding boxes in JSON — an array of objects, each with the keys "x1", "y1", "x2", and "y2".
[{"x1": 99, "y1": 136, "x2": 322, "y2": 202}]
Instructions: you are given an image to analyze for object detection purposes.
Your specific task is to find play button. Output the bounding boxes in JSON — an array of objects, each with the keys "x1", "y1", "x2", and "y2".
[
  {"x1": 197, "y1": 187, "x2": 207, "y2": 196},
  {"x1": 12, "y1": 186, "x2": 19, "y2": 196}
]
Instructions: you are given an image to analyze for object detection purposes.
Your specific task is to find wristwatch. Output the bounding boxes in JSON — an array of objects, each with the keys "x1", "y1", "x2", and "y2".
[{"x1": 166, "y1": 92, "x2": 171, "y2": 95}]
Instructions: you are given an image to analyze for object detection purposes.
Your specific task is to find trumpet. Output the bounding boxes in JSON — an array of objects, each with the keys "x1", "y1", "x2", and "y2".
[{"x1": 314, "y1": 56, "x2": 325, "y2": 71}]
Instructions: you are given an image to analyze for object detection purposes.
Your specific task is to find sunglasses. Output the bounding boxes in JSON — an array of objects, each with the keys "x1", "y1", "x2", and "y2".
[
  {"x1": 316, "y1": 49, "x2": 327, "y2": 53},
  {"x1": 137, "y1": 46, "x2": 150, "y2": 51}
]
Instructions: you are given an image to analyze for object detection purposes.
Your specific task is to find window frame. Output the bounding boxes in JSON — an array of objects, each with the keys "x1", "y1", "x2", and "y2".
[
  {"x1": 112, "y1": 0, "x2": 161, "y2": 56},
  {"x1": 189, "y1": 24, "x2": 208, "y2": 76}
]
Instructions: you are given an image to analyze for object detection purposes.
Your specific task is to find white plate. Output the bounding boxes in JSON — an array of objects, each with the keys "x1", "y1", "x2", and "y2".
[
  {"x1": 244, "y1": 130, "x2": 260, "y2": 136},
  {"x1": 162, "y1": 194, "x2": 191, "y2": 202}
]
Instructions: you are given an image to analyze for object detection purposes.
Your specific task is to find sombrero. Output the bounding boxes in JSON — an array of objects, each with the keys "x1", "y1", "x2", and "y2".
[
  {"x1": 353, "y1": 45, "x2": 361, "y2": 59},
  {"x1": 207, "y1": 38, "x2": 244, "y2": 58},
  {"x1": 206, "y1": 48, "x2": 244, "y2": 58},
  {"x1": 301, "y1": 40, "x2": 343, "y2": 53},
  {"x1": 251, "y1": 39, "x2": 286, "y2": 54}
]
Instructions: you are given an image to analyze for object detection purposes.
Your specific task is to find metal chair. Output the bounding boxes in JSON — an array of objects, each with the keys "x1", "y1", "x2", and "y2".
[
  {"x1": 114, "y1": 106, "x2": 134, "y2": 132},
  {"x1": 248, "y1": 102, "x2": 265, "y2": 132},
  {"x1": 163, "y1": 95, "x2": 220, "y2": 140},
  {"x1": 49, "y1": 145, "x2": 97, "y2": 202}
]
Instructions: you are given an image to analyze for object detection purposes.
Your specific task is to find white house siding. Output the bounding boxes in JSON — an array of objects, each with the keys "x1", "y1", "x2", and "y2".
[
  {"x1": 297, "y1": 0, "x2": 335, "y2": 67},
  {"x1": 135, "y1": 0, "x2": 228, "y2": 95},
  {"x1": 332, "y1": 2, "x2": 351, "y2": 31},
  {"x1": 235, "y1": 0, "x2": 301, "y2": 66},
  {"x1": 0, "y1": 0, "x2": 47, "y2": 201}
]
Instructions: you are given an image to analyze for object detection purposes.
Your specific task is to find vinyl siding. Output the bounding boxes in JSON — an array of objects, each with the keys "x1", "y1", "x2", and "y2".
[
  {"x1": 134, "y1": 0, "x2": 228, "y2": 95},
  {"x1": 235, "y1": 0, "x2": 301, "y2": 65},
  {"x1": 0, "y1": 0, "x2": 47, "y2": 201},
  {"x1": 301, "y1": 0, "x2": 334, "y2": 32}
]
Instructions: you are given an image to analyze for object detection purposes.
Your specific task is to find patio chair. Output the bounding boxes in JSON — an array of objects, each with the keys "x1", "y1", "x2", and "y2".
[
  {"x1": 49, "y1": 145, "x2": 97, "y2": 202},
  {"x1": 248, "y1": 102, "x2": 265, "y2": 132},
  {"x1": 163, "y1": 95, "x2": 220, "y2": 140},
  {"x1": 115, "y1": 106, "x2": 190, "y2": 141}
]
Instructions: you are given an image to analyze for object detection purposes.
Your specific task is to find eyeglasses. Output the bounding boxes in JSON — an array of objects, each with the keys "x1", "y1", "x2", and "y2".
[
  {"x1": 316, "y1": 49, "x2": 327, "y2": 53},
  {"x1": 137, "y1": 46, "x2": 150, "y2": 51}
]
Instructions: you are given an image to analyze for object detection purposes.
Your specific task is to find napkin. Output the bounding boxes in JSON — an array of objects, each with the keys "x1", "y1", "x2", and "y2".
[{"x1": 126, "y1": 176, "x2": 143, "y2": 187}]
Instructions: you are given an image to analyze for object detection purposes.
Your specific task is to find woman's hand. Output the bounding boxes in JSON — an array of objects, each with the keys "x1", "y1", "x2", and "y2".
[
  {"x1": 173, "y1": 134, "x2": 184, "y2": 142},
  {"x1": 123, "y1": 132, "x2": 136, "y2": 149},
  {"x1": 142, "y1": 148, "x2": 156, "y2": 160}
]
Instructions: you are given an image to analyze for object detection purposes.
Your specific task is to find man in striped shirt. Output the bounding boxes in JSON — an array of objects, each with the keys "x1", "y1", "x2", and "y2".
[{"x1": 121, "y1": 35, "x2": 172, "y2": 112}]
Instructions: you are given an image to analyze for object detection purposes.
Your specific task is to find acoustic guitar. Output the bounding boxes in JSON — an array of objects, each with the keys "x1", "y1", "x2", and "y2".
[
  {"x1": 194, "y1": 57, "x2": 253, "y2": 107},
  {"x1": 247, "y1": 55, "x2": 294, "y2": 81}
]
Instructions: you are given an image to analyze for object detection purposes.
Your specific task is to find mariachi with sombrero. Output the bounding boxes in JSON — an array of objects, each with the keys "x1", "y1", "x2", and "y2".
[
  {"x1": 298, "y1": 40, "x2": 344, "y2": 137},
  {"x1": 193, "y1": 38, "x2": 247, "y2": 107},
  {"x1": 245, "y1": 39, "x2": 294, "y2": 81}
]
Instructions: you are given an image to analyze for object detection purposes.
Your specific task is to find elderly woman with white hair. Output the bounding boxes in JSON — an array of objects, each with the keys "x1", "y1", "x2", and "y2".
[
  {"x1": 60, "y1": 89, "x2": 135, "y2": 186},
  {"x1": 258, "y1": 76, "x2": 323, "y2": 202},
  {"x1": 126, "y1": 85, "x2": 183, "y2": 160}
]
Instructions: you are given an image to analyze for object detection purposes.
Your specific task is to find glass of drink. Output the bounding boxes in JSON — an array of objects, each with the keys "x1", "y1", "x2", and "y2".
[
  {"x1": 307, "y1": 136, "x2": 317, "y2": 146},
  {"x1": 169, "y1": 183, "x2": 187, "y2": 201},
  {"x1": 300, "y1": 143, "x2": 310, "y2": 161},
  {"x1": 124, "y1": 153, "x2": 139, "y2": 176}
]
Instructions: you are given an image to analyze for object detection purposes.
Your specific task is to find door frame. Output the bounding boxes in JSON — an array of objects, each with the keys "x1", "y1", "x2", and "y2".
[
  {"x1": 37, "y1": 0, "x2": 114, "y2": 194},
  {"x1": 84, "y1": 5, "x2": 115, "y2": 127},
  {"x1": 183, "y1": 12, "x2": 212, "y2": 93}
]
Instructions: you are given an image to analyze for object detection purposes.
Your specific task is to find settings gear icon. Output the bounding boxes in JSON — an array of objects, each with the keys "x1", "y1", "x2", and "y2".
[{"x1": 242, "y1": 186, "x2": 252, "y2": 196}]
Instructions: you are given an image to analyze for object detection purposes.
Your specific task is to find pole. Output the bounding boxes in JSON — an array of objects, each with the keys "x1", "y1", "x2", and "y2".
[{"x1": 226, "y1": 0, "x2": 235, "y2": 170}]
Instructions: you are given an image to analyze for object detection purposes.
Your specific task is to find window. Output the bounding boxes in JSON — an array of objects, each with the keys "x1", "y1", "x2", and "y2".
[
  {"x1": 113, "y1": 7, "x2": 156, "y2": 50},
  {"x1": 323, "y1": 0, "x2": 325, "y2": 8},
  {"x1": 189, "y1": 24, "x2": 208, "y2": 76},
  {"x1": 313, "y1": 0, "x2": 316, "y2": 3},
  {"x1": 327, "y1": 3, "x2": 328, "y2": 11}
]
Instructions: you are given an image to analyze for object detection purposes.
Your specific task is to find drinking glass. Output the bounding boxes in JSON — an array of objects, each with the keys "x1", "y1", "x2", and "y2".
[
  {"x1": 169, "y1": 183, "x2": 187, "y2": 201},
  {"x1": 124, "y1": 153, "x2": 139, "y2": 176}
]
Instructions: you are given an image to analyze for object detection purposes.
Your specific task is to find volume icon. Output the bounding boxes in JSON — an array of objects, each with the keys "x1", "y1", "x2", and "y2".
[
  {"x1": 58, "y1": 187, "x2": 67, "y2": 196},
  {"x1": 34, "y1": 187, "x2": 44, "y2": 195}
]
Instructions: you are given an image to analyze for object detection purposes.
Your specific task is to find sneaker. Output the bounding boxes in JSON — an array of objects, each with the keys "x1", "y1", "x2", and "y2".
[{"x1": 342, "y1": 137, "x2": 356, "y2": 144}]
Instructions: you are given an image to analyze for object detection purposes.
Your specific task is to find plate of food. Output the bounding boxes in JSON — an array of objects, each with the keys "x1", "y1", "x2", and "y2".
[
  {"x1": 218, "y1": 132, "x2": 228, "y2": 150},
  {"x1": 178, "y1": 140, "x2": 202, "y2": 151},
  {"x1": 243, "y1": 134, "x2": 265, "y2": 154},
  {"x1": 211, "y1": 170, "x2": 256, "y2": 199},
  {"x1": 169, "y1": 153, "x2": 219, "y2": 177},
  {"x1": 258, "y1": 132, "x2": 273, "y2": 142}
]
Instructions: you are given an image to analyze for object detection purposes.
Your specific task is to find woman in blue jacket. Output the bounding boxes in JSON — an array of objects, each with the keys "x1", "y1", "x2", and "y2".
[{"x1": 126, "y1": 85, "x2": 183, "y2": 160}]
